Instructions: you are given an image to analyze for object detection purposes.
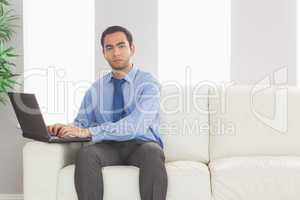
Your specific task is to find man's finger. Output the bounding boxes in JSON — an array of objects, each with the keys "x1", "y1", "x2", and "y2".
[
  {"x1": 62, "y1": 130, "x2": 74, "y2": 138},
  {"x1": 54, "y1": 124, "x2": 64, "y2": 135},
  {"x1": 49, "y1": 125, "x2": 56, "y2": 135},
  {"x1": 48, "y1": 126, "x2": 55, "y2": 135},
  {"x1": 53, "y1": 125, "x2": 59, "y2": 135},
  {"x1": 47, "y1": 125, "x2": 53, "y2": 133},
  {"x1": 58, "y1": 127, "x2": 71, "y2": 137},
  {"x1": 57, "y1": 127, "x2": 66, "y2": 137},
  {"x1": 62, "y1": 131, "x2": 73, "y2": 138},
  {"x1": 57, "y1": 126, "x2": 65, "y2": 135}
]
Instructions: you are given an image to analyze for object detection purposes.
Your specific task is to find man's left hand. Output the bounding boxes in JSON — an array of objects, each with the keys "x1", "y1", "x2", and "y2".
[{"x1": 57, "y1": 126, "x2": 91, "y2": 138}]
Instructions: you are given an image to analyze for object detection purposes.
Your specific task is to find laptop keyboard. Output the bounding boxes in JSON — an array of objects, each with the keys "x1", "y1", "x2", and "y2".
[{"x1": 51, "y1": 135, "x2": 79, "y2": 139}]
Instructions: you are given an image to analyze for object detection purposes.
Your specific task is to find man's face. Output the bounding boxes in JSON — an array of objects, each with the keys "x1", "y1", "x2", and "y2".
[{"x1": 102, "y1": 31, "x2": 135, "y2": 70}]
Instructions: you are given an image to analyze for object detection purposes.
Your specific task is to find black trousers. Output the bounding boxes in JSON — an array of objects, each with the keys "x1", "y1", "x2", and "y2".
[{"x1": 74, "y1": 139, "x2": 168, "y2": 200}]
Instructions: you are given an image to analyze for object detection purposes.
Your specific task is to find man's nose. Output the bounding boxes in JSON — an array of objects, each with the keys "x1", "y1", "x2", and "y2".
[{"x1": 113, "y1": 48, "x2": 121, "y2": 56}]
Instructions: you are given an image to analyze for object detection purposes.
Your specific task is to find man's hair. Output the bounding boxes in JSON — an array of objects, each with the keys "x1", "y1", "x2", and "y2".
[{"x1": 101, "y1": 26, "x2": 133, "y2": 49}]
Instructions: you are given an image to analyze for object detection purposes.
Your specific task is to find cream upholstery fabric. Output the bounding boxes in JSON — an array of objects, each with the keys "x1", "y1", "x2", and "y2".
[
  {"x1": 23, "y1": 141, "x2": 82, "y2": 200},
  {"x1": 209, "y1": 85, "x2": 300, "y2": 159},
  {"x1": 210, "y1": 156, "x2": 300, "y2": 200},
  {"x1": 160, "y1": 85, "x2": 209, "y2": 163}
]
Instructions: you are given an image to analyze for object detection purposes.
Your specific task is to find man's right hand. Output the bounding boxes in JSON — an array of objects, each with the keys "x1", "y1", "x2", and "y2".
[{"x1": 47, "y1": 123, "x2": 67, "y2": 136}]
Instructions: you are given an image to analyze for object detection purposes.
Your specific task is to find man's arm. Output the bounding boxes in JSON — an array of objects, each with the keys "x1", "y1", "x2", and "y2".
[
  {"x1": 55, "y1": 89, "x2": 97, "y2": 138},
  {"x1": 73, "y1": 89, "x2": 97, "y2": 128},
  {"x1": 89, "y1": 78, "x2": 160, "y2": 143}
]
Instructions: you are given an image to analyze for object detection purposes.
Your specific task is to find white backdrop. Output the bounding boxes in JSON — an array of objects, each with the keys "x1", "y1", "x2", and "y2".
[{"x1": 23, "y1": 0, "x2": 95, "y2": 124}]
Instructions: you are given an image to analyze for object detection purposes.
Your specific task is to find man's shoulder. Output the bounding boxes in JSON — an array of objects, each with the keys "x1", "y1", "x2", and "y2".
[
  {"x1": 135, "y1": 69, "x2": 158, "y2": 83},
  {"x1": 85, "y1": 72, "x2": 111, "y2": 95},
  {"x1": 92, "y1": 72, "x2": 111, "y2": 86},
  {"x1": 134, "y1": 69, "x2": 160, "y2": 92}
]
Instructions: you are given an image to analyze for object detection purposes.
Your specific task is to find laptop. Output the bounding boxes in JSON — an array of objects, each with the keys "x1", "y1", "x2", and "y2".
[{"x1": 8, "y1": 92, "x2": 91, "y2": 143}]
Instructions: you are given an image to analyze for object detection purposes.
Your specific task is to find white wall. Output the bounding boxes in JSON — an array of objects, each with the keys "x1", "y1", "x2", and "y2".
[
  {"x1": 95, "y1": 0, "x2": 158, "y2": 79},
  {"x1": 158, "y1": 0, "x2": 231, "y2": 84},
  {"x1": 23, "y1": 0, "x2": 95, "y2": 125},
  {"x1": 231, "y1": 0, "x2": 297, "y2": 85}
]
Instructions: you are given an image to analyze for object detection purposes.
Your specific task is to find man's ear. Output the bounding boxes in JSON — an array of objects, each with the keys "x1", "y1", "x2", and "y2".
[
  {"x1": 130, "y1": 44, "x2": 135, "y2": 56},
  {"x1": 102, "y1": 48, "x2": 107, "y2": 58}
]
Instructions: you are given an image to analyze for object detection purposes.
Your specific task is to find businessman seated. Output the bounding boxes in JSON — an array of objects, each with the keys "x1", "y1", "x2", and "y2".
[{"x1": 47, "y1": 25, "x2": 168, "y2": 200}]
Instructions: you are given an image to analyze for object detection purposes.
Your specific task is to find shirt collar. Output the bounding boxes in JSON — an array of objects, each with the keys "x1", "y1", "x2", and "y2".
[{"x1": 107, "y1": 65, "x2": 138, "y2": 84}]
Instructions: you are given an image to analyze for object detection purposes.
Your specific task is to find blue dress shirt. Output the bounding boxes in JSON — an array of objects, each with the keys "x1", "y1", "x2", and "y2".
[{"x1": 73, "y1": 66, "x2": 163, "y2": 148}]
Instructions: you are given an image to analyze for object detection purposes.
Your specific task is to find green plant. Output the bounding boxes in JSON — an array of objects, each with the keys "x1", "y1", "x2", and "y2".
[{"x1": 0, "y1": 0, "x2": 19, "y2": 104}]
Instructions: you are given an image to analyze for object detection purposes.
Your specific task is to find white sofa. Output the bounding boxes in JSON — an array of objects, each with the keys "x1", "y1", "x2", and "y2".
[{"x1": 23, "y1": 85, "x2": 300, "y2": 200}]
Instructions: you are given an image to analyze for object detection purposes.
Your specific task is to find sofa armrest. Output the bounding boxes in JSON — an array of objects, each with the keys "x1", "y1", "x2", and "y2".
[{"x1": 23, "y1": 141, "x2": 82, "y2": 200}]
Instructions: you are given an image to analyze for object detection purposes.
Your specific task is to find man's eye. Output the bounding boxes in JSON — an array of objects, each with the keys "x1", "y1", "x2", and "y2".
[
  {"x1": 119, "y1": 45, "x2": 125, "y2": 48},
  {"x1": 106, "y1": 47, "x2": 113, "y2": 51}
]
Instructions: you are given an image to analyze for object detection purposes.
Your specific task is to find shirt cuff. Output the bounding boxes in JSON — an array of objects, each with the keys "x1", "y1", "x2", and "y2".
[
  {"x1": 88, "y1": 127, "x2": 98, "y2": 136},
  {"x1": 88, "y1": 127, "x2": 105, "y2": 143}
]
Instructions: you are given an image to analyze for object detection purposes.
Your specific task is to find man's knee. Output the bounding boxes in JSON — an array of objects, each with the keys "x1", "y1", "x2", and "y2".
[
  {"x1": 139, "y1": 142, "x2": 165, "y2": 163},
  {"x1": 75, "y1": 145, "x2": 100, "y2": 165}
]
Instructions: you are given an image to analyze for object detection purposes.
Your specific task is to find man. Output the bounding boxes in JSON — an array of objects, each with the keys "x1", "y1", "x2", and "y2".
[{"x1": 47, "y1": 26, "x2": 168, "y2": 200}]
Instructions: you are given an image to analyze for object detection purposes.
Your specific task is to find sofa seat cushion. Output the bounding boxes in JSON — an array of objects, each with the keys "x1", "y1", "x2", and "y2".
[
  {"x1": 209, "y1": 156, "x2": 300, "y2": 200},
  {"x1": 57, "y1": 161, "x2": 211, "y2": 200}
]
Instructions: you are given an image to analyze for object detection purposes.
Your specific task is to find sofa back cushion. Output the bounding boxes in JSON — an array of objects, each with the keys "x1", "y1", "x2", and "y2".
[
  {"x1": 160, "y1": 84, "x2": 209, "y2": 163},
  {"x1": 209, "y1": 85, "x2": 300, "y2": 160}
]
